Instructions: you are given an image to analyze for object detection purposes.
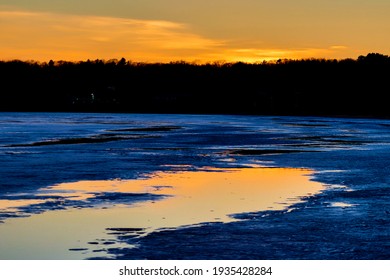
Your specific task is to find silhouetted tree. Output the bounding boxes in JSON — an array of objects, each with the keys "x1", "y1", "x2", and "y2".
[{"x1": 0, "y1": 54, "x2": 389, "y2": 117}]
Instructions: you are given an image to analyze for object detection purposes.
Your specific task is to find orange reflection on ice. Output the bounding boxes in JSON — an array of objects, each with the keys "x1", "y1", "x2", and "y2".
[
  {"x1": 0, "y1": 199, "x2": 46, "y2": 211},
  {"x1": 43, "y1": 167, "x2": 323, "y2": 228},
  {"x1": 0, "y1": 167, "x2": 325, "y2": 259}
]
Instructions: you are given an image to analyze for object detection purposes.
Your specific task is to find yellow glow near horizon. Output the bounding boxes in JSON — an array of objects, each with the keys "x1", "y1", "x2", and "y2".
[{"x1": 0, "y1": 10, "x2": 355, "y2": 63}]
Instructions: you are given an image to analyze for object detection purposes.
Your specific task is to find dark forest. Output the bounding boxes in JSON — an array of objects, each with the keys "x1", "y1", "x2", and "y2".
[{"x1": 1, "y1": 53, "x2": 389, "y2": 117}]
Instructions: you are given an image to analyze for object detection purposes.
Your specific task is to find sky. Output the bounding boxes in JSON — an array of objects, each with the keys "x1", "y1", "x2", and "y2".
[{"x1": 1, "y1": 0, "x2": 389, "y2": 62}]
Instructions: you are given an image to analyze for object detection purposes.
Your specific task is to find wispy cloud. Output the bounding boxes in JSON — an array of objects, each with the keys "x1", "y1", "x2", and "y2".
[
  {"x1": 0, "y1": 10, "x2": 222, "y2": 62},
  {"x1": 330, "y1": 45, "x2": 348, "y2": 50},
  {"x1": 0, "y1": 10, "x2": 352, "y2": 62}
]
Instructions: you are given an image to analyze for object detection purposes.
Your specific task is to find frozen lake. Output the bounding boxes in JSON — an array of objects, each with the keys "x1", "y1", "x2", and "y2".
[{"x1": 1, "y1": 113, "x2": 390, "y2": 259}]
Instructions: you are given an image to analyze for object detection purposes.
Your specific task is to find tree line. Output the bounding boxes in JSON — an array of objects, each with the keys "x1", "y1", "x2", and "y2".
[{"x1": 0, "y1": 53, "x2": 389, "y2": 117}]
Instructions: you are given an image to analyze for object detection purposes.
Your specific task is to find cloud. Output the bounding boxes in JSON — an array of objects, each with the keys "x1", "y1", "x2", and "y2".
[
  {"x1": 330, "y1": 45, "x2": 348, "y2": 50},
  {"x1": 0, "y1": 10, "x2": 222, "y2": 62},
  {"x1": 0, "y1": 10, "x2": 353, "y2": 63}
]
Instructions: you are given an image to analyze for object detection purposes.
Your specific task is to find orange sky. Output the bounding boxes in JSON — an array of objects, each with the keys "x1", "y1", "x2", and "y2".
[{"x1": 1, "y1": 1, "x2": 389, "y2": 62}]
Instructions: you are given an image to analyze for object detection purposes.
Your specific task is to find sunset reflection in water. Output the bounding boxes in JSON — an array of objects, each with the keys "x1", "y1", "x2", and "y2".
[{"x1": 0, "y1": 167, "x2": 325, "y2": 259}]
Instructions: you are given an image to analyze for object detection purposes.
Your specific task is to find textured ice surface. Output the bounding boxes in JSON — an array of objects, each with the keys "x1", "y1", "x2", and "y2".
[{"x1": 1, "y1": 113, "x2": 390, "y2": 259}]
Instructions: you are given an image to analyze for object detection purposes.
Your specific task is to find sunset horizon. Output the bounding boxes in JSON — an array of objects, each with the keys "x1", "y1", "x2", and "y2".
[{"x1": 1, "y1": 1, "x2": 390, "y2": 63}]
